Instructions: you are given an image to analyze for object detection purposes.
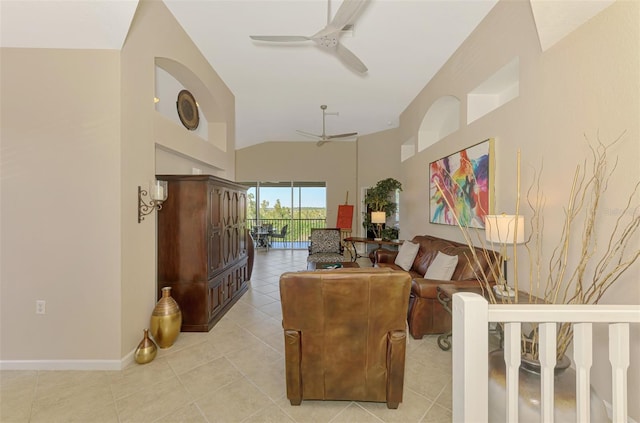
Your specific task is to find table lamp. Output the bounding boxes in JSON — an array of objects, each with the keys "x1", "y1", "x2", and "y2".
[
  {"x1": 485, "y1": 214, "x2": 524, "y2": 297},
  {"x1": 371, "y1": 211, "x2": 386, "y2": 241}
]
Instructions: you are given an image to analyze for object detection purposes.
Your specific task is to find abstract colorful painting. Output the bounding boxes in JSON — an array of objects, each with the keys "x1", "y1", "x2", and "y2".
[{"x1": 429, "y1": 139, "x2": 494, "y2": 228}]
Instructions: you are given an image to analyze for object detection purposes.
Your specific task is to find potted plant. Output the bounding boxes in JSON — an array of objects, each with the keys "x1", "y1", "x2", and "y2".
[{"x1": 364, "y1": 178, "x2": 402, "y2": 240}]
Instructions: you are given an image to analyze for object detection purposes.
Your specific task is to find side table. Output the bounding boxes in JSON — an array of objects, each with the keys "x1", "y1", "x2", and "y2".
[
  {"x1": 436, "y1": 285, "x2": 543, "y2": 351},
  {"x1": 435, "y1": 286, "x2": 486, "y2": 351},
  {"x1": 343, "y1": 237, "x2": 403, "y2": 263}
]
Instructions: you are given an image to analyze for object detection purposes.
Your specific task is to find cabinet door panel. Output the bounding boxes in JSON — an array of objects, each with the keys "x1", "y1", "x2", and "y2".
[
  {"x1": 208, "y1": 279, "x2": 224, "y2": 320},
  {"x1": 208, "y1": 231, "x2": 222, "y2": 277},
  {"x1": 228, "y1": 226, "x2": 237, "y2": 261},
  {"x1": 209, "y1": 185, "x2": 221, "y2": 226},
  {"x1": 221, "y1": 189, "x2": 231, "y2": 227},
  {"x1": 208, "y1": 185, "x2": 223, "y2": 277},
  {"x1": 231, "y1": 191, "x2": 239, "y2": 225}
]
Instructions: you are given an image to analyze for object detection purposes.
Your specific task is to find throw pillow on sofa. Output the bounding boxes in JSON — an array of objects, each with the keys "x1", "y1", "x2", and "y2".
[
  {"x1": 424, "y1": 251, "x2": 459, "y2": 280},
  {"x1": 394, "y1": 241, "x2": 420, "y2": 271}
]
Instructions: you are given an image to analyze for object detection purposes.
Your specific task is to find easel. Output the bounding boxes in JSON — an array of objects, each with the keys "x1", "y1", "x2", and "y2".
[{"x1": 337, "y1": 192, "x2": 354, "y2": 256}]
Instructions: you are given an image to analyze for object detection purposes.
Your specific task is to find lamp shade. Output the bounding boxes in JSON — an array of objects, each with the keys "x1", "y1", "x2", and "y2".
[
  {"x1": 371, "y1": 211, "x2": 386, "y2": 224},
  {"x1": 485, "y1": 214, "x2": 524, "y2": 244}
]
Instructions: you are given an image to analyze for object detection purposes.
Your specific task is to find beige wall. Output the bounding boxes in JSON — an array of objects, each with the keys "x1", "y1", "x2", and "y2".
[
  {"x1": 1, "y1": 0, "x2": 236, "y2": 364},
  {"x1": 121, "y1": 0, "x2": 236, "y2": 357},
  {"x1": 395, "y1": 0, "x2": 639, "y2": 417},
  {"x1": 356, "y1": 128, "x2": 403, "y2": 237},
  {"x1": 1, "y1": 48, "x2": 122, "y2": 361},
  {"x1": 236, "y1": 141, "x2": 357, "y2": 230},
  {"x1": 235, "y1": 129, "x2": 403, "y2": 238}
]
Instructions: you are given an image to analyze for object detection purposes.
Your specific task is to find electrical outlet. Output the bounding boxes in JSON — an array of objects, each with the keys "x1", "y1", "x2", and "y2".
[{"x1": 36, "y1": 300, "x2": 46, "y2": 315}]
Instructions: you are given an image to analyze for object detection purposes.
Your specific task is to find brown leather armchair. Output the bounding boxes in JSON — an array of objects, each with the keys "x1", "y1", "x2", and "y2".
[{"x1": 279, "y1": 268, "x2": 411, "y2": 409}]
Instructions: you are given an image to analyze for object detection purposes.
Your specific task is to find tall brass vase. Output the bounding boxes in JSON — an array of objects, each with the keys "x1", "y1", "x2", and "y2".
[
  {"x1": 150, "y1": 287, "x2": 182, "y2": 348},
  {"x1": 134, "y1": 329, "x2": 157, "y2": 364}
]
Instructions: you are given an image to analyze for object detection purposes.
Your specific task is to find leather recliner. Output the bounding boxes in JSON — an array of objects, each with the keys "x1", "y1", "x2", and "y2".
[{"x1": 279, "y1": 268, "x2": 411, "y2": 409}]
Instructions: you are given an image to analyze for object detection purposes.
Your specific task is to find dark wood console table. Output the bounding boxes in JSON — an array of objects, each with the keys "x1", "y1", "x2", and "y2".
[{"x1": 344, "y1": 237, "x2": 403, "y2": 263}]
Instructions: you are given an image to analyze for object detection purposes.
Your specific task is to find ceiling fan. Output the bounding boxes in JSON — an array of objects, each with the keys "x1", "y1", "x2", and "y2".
[
  {"x1": 249, "y1": 0, "x2": 369, "y2": 74},
  {"x1": 297, "y1": 105, "x2": 358, "y2": 146}
]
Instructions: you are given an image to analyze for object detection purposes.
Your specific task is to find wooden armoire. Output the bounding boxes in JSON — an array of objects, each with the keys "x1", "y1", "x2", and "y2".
[{"x1": 156, "y1": 175, "x2": 252, "y2": 332}]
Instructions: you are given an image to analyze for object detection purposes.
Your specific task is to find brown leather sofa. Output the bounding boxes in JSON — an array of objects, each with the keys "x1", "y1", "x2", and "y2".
[
  {"x1": 375, "y1": 235, "x2": 500, "y2": 339},
  {"x1": 279, "y1": 268, "x2": 411, "y2": 409}
]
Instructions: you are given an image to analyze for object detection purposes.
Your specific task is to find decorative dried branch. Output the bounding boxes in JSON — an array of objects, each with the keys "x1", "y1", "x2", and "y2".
[
  {"x1": 435, "y1": 132, "x2": 639, "y2": 361},
  {"x1": 526, "y1": 133, "x2": 639, "y2": 359}
]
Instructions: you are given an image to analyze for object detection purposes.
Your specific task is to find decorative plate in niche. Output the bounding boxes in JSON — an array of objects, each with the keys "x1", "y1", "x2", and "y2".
[{"x1": 176, "y1": 90, "x2": 199, "y2": 130}]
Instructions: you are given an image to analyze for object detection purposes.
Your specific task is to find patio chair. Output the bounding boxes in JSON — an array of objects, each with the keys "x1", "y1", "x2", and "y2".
[
  {"x1": 307, "y1": 228, "x2": 344, "y2": 263},
  {"x1": 269, "y1": 224, "x2": 288, "y2": 246},
  {"x1": 251, "y1": 225, "x2": 272, "y2": 250}
]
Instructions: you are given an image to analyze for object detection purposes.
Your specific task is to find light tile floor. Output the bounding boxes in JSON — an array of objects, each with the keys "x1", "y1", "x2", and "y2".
[{"x1": 1, "y1": 250, "x2": 455, "y2": 423}]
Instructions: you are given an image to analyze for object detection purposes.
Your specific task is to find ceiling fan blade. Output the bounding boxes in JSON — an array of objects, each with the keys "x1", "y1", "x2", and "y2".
[
  {"x1": 249, "y1": 35, "x2": 311, "y2": 42},
  {"x1": 300, "y1": 104, "x2": 357, "y2": 145},
  {"x1": 328, "y1": 0, "x2": 368, "y2": 31},
  {"x1": 251, "y1": 1, "x2": 369, "y2": 74},
  {"x1": 335, "y1": 43, "x2": 367, "y2": 73},
  {"x1": 314, "y1": 0, "x2": 368, "y2": 38},
  {"x1": 327, "y1": 131, "x2": 358, "y2": 139},
  {"x1": 296, "y1": 129, "x2": 323, "y2": 139}
]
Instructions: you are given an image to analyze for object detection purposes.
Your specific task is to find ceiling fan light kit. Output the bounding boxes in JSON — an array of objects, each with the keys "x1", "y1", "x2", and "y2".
[{"x1": 249, "y1": 0, "x2": 369, "y2": 74}]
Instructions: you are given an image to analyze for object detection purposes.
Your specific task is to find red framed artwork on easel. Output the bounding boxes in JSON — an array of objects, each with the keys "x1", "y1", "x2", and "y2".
[{"x1": 336, "y1": 204, "x2": 354, "y2": 230}]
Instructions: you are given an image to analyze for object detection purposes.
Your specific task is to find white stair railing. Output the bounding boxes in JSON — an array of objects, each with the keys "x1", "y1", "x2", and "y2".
[{"x1": 452, "y1": 292, "x2": 640, "y2": 423}]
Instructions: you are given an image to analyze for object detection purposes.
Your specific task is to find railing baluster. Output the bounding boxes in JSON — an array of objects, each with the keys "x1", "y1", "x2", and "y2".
[
  {"x1": 458, "y1": 297, "x2": 638, "y2": 423},
  {"x1": 452, "y1": 293, "x2": 488, "y2": 423},
  {"x1": 503, "y1": 322, "x2": 521, "y2": 423},
  {"x1": 539, "y1": 322, "x2": 556, "y2": 423},
  {"x1": 609, "y1": 323, "x2": 629, "y2": 423},
  {"x1": 573, "y1": 322, "x2": 592, "y2": 422}
]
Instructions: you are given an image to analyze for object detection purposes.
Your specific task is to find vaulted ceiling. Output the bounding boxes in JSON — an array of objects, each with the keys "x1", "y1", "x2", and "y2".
[{"x1": 1, "y1": 0, "x2": 613, "y2": 149}]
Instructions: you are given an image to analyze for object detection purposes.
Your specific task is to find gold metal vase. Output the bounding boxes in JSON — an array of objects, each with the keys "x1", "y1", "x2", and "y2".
[
  {"x1": 134, "y1": 329, "x2": 157, "y2": 364},
  {"x1": 150, "y1": 287, "x2": 182, "y2": 348}
]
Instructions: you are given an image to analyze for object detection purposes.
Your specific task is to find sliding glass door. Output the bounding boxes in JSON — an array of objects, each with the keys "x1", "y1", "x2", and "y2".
[{"x1": 242, "y1": 181, "x2": 326, "y2": 249}]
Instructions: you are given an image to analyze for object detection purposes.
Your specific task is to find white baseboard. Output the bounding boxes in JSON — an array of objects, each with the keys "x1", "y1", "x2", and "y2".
[
  {"x1": 1, "y1": 349, "x2": 136, "y2": 371},
  {"x1": 603, "y1": 400, "x2": 638, "y2": 423}
]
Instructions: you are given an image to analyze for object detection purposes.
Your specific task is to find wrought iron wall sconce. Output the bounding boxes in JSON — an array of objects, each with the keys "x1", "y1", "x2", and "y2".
[{"x1": 138, "y1": 180, "x2": 168, "y2": 223}]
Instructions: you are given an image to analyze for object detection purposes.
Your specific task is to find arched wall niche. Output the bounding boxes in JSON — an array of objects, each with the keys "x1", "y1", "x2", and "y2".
[
  {"x1": 401, "y1": 136, "x2": 416, "y2": 162},
  {"x1": 417, "y1": 95, "x2": 460, "y2": 152},
  {"x1": 154, "y1": 57, "x2": 226, "y2": 151},
  {"x1": 467, "y1": 57, "x2": 519, "y2": 124},
  {"x1": 155, "y1": 66, "x2": 209, "y2": 140}
]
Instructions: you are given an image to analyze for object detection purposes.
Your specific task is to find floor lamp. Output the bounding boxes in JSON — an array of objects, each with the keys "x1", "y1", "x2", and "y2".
[{"x1": 485, "y1": 214, "x2": 524, "y2": 298}]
